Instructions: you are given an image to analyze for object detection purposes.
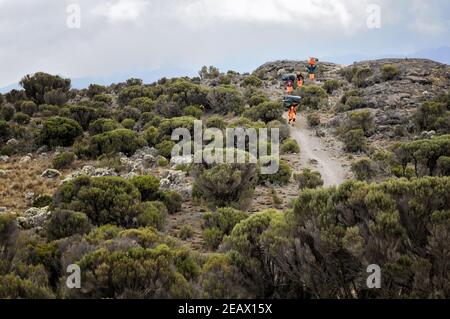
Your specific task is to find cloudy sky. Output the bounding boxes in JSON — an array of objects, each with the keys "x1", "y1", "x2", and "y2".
[{"x1": 0, "y1": 0, "x2": 449, "y2": 89}]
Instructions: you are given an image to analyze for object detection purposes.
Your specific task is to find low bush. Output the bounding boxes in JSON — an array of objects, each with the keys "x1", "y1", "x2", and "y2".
[
  {"x1": 137, "y1": 201, "x2": 168, "y2": 230},
  {"x1": 381, "y1": 64, "x2": 399, "y2": 81},
  {"x1": 88, "y1": 129, "x2": 146, "y2": 157},
  {"x1": 158, "y1": 190, "x2": 182, "y2": 214},
  {"x1": 295, "y1": 168, "x2": 324, "y2": 189},
  {"x1": 323, "y1": 79, "x2": 341, "y2": 94},
  {"x1": 52, "y1": 151, "x2": 76, "y2": 169},
  {"x1": 45, "y1": 209, "x2": 91, "y2": 240},
  {"x1": 307, "y1": 112, "x2": 320, "y2": 127},
  {"x1": 14, "y1": 112, "x2": 30, "y2": 124},
  {"x1": 38, "y1": 117, "x2": 83, "y2": 147},
  {"x1": 343, "y1": 129, "x2": 367, "y2": 153},
  {"x1": 121, "y1": 118, "x2": 136, "y2": 130},
  {"x1": 351, "y1": 158, "x2": 376, "y2": 181},
  {"x1": 88, "y1": 118, "x2": 120, "y2": 135},
  {"x1": 281, "y1": 138, "x2": 300, "y2": 154},
  {"x1": 131, "y1": 175, "x2": 160, "y2": 201},
  {"x1": 258, "y1": 157, "x2": 291, "y2": 185}
]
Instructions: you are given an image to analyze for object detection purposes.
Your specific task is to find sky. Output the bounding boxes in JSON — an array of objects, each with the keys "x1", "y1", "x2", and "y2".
[{"x1": 0, "y1": 0, "x2": 449, "y2": 90}]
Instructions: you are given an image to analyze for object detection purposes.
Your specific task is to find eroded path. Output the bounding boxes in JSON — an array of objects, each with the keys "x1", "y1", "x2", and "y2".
[{"x1": 288, "y1": 113, "x2": 350, "y2": 186}]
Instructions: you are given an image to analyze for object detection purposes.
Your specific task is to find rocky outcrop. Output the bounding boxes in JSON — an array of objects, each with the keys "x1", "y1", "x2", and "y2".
[
  {"x1": 159, "y1": 170, "x2": 192, "y2": 200},
  {"x1": 17, "y1": 206, "x2": 51, "y2": 229},
  {"x1": 41, "y1": 169, "x2": 62, "y2": 179}
]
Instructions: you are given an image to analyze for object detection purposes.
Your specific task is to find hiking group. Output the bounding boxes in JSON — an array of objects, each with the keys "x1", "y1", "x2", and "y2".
[{"x1": 282, "y1": 57, "x2": 318, "y2": 125}]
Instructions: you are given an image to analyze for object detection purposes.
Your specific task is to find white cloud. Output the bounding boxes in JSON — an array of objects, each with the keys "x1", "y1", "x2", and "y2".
[{"x1": 92, "y1": 0, "x2": 148, "y2": 23}]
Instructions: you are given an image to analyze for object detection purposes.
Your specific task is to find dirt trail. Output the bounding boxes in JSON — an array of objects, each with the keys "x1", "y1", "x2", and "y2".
[{"x1": 288, "y1": 113, "x2": 350, "y2": 186}]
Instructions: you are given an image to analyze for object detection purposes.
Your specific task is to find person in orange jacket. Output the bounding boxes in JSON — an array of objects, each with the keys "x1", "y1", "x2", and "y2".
[
  {"x1": 288, "y1": 104, "x2": 298, "y2": 125},
  {"x1": 286, "y1": 80, "x2": 294, "y2": 94}
]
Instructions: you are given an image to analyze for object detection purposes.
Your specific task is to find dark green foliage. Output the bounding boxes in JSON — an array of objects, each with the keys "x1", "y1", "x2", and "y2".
[
  {"x1": 166, "y1": 79, "x2": 209, "y2": 109},
  {"x1": 20, "y1": 72, "x2": 70, "y2": 105},
  {"x1": 393, "y1": 135, "x2": 450, "y2": 176},
  {"x1": 352, "y1": 67, "x2": 373, "y2": 88},
  {"x1": 179, "y1": 225, "x2": 194, "y2": 240},
  {"x1": 156, "y1": 140, "x2": 176, "y2": 159},
  {"x1": 20, "y1": 100, "x2": 38, "y2": 116},
  {"x1": 295, "y1": 168, "x2": 323, "y2": 189},
  {"x1": 32, "y1": 195, "x2": 53, "y2": 208},
  {"x1": 121, "y1": 118, "x2": 136, "y2": 130},
  {"x1": 248, "y1": 93, "x2": 269, "y2": 107},
  {"x1": 87, "y1": 84, "x2": 107, "y2": 98},
  {"x1": 415, "y1": 101, "x2": 449, "y2": 133},
  {"x1": 52, "y1": 151, "x2": 76, "y2": 169},
  {"x1": 437, "y1": 156, "x2": 450, "y2": 176},
  {"x1": 0, "y1": 274, "x2": 54, "y2": 299},
  {"x1": 381, "y1": 64, "x2": 399, "y2": 81},
  {"x1": 192, "y1": 149, "x2": 259, "y2": 209},
  {"x1": 351, "y1": 158, "x2": 376, "y2": 181},
  {"x1": 53, "y1": 176, "x2": 142, "y2": 227},
  {"x1": 68, "y1": 105, "x2": 101, "y2": 130},
  {"x1": 131, "y1": 175, "x2": 160, "y2": 201},
  {"x1": 323, "y1": 79, "x2": 341, "y2": 94},
  {"x1": 281, "y1": 138, "x2": 300, "y2": 154},
  {"x1": 88, "y1": 129, "x2": 147, "y2": 157},
  {"x1": 242, "y1": 75, "x2": 262, "y2": 87},
  {"x1": 158, "y1": 190, "x2": 182, "y2": 214},
  {"x1": 207, "y1": 86, "x2": 244, "y2": 114},
  {"x1": 183, "y1": 105, "x2": 204, "y2": 119},
  {"x1": 92, "y1": 94, "x2": 112, "y2": 105},
  {"x1": 46, "y1": 209, "x2": 92, "y2": 240},
  {"x1": 1, "y1": 104, "x2": 16, "y2": 121},
  {"x1": 205, "y1": 115, "x2": 226, "y2": 130},
  {"x1": 306, "y1": 112, "x2": 320, "y2": 127},
  {"x1": 14, "y1": 112, "x2": 30, "y2": 124},
  {"x1": 129, "y1": 97, "x2": 155, "y2": 112},
  {"x1": 38, "y1": 104, "x2": 60, "y2": 117},
  {"x1": 137, "y1": 201, "x2": 168, "y2": 230},
  {"x1": 258, "y1": 157, "x2": 291, "y2": 185},
  {"x1": 88, "y1": 118, "x2": 120, "y2": 135},
  {"x1": 43, "y1": 89, "x2": 68, "y2": 106},
  {"x1": 343, "y1": 129, "x2": 367, "y2": 152},
  {"x1": 267, "y1": 120, "x2": 290, "y2": 141},
  {"x1": 199, "y1": 65, "x2": 220, "y2": 79},
  {"x1": 143, "y1": 126, "x2": 160, "y2": 146},
  {"x1": 247, "y1": 101, "x2": 284, "y2": 123},
  {"x1": 38, "y1": 117, "x2": 83, "y2": 147},
  {"x1": 203, "y1": 207, "x2": 248, "y2": 249},
  {"x1": 299, "y1": 85, "x2": 328, "y2": 109},
  {"x1": 345, "y1": 110, "x2": 375, "y2": 136},
  {"x1": 118, "y1": 85, "x2": 154, "y2": 106}
]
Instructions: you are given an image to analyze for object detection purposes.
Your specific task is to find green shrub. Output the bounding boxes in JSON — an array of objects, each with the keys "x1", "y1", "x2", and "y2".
[
  {"x1": 183, "y1": 105, "x2": 204, "y2": 119},
  {"x1": 340, "y1": 66, "x2": 359, "y2": 82},
  {"x1": 343, "y1": 129, "x2": 367, "y2": 152},
  {"x1": 323, "y1": 79, "x2": 341, "y2": 94},
  {"x1": 156, "y1": 140, "x2": 176, "y2": 159},
  {"x1": 88, "y1": 129, "x2": 146, "y2": 157},
  {"x1": 307, "y1": 112, "x2": 320, "y2": 127},
  {"x1": 437, "y1": 156, "x2": 450, "y2": 176},
  {"x1": 207, "y1": 86, "x2": 244, "y2": 114},
  {"x1": 38, "y1": 117, "x2": 83, "y2": 147},
  {"x1": 281, "y1": 138, "x2": 300, "y2": 154},
  {"x1": 381, "y1": 64, "x2": 399, "y2": 81},
  {"x1": 157, "y1": 157, "x2": 169, "y2": 167},
  {"x1": 14, "y1": 112, "x2": 30, "y2": 124},
  {"x1": 141, "y1": 113, "x2": 161, "y2": 127},
  {"x1": 250, "y1": 101, "x2": 284, "y2": 123},
  {"x1": 52, "y1": 151, "x2": 76, "y2": 169},
  {"x1": 20, "y1": 100, "x2": 38, "y2": 116},
  {"x1": 137, "y1": 201, "x2": 168, "y2": 230},
  {"x1": 68, "y1": 105, "x2": 100, "y2": 130},
  {"x1": 118, "y1": 85, "x2": 154, "y2": 106},
  {"x1": 218, "y1": 75, "x2": 232, "y2": 85},
  {"x1": 179, "y1": 225, "x2": 194, "y2": 240},
  {"x1": 295, "y1": 168, "x2": 324, "y2": 189},
  {"x1": 352, "y1": 67, "x2": 373, "y2": 88},
  {"x1": 203, "y1": 207, "x2": 248, "y2": 249},
  {"x1": 143, "y1": 126, "x2": 160, "y2": 146},
  {"x1": 199, "y1": 65, "x2": 220, "y2": 79},
  {"x1": 248, "y1": 94, "x2": 269, "y2": 107},
  {"x1": 87, "y1": 84, "x2": 107, "y2": 98},
  {"x1": 1, "y1": 104, "x2": 15, "y2": 121},
  {"x1": 346, "y1": 110, "x2": 375, "y2": 136},
  {"x1": 129, "y1": 97, "x2": 155, "y2": 112},
  {"x1": 300, "y1": 85, "x2": 328, "y2": 109},
  {"x1": 414, "y1": 101, "x2": 448, "y2": 133},
  {"x1": 121, "y1": 118, "x2": 136, "y2": 130},
  {"x1": 43, "y1": 89, "x2": 68, "y2": 106},
  {"x1": 53, "y1": 176, "x2": 142, "y2": 227},
  {"x1": 242, "y1": 75, "x2": 262, "y2": 87},
  {"x1": 351, "y1": 158, "x2": 376, "y2": 181},
  {"x1": 38, "y1": 104, "x2": 60, "y2": 117},
  {"x1": 20, "y1": 72, "x2": 71, "y2": 104},
  {"x1": 205, "y1": 116, "x2": 226, "y2": 130},
  {"x1": 267, "y1": 120, "x2": 290, "y2": 141},
  {"x1": 131, "y1": 175, "x2": 160, "y2": 201},
  {"x1": 192, "y1": 150, "x2": 258, "y2": 209},
  {"x1": 33, "y1": 195, "x2": 53, "y2": 208},
  {"x1": 158, "y1": 190, "x2": 182, "y2": 214},
  {"x1": 88, "y1": 118, "x2": 120, "y2": 135},
  {"x1": 45, "y1": 209, "x2": 91, "y2": 240},
  {"x1": 92, "y1": 94, "x2": 112, "y2": 105},
  {"x1": 258, "y1": 157, "x2": 291, "y2": 185}
]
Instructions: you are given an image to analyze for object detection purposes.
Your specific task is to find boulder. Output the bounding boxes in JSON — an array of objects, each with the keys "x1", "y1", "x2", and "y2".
[
  {"x1": 6, "y1": 138, "x2": 18, "y2": 146},
  {"x1": 159, "y1": 170, "x2": 192, "y2": 200},
  {"x1": 41, "y1": 169, "x2": 62, "y2": 179},
  {"x1": 0, "y1": 155, "x2": 9, "y2": 163},
  {"x1": 17, "y1": 206, "x2": 51, "y2": 229},
  {"x1": 20, "y1": 155, "x2": 32, "y2": 163}
]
